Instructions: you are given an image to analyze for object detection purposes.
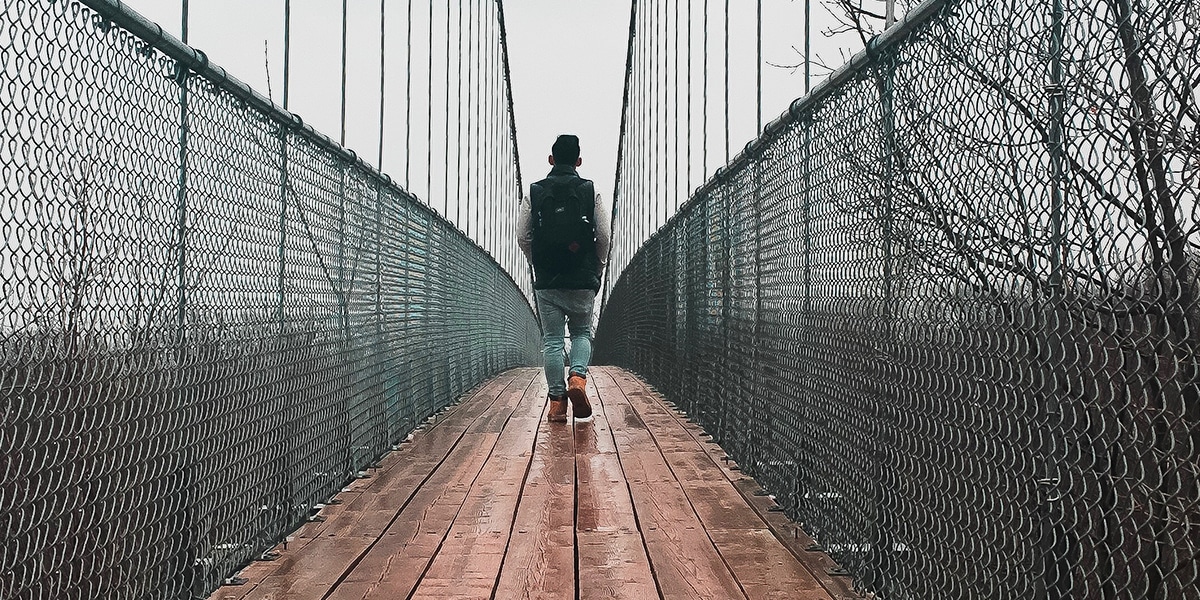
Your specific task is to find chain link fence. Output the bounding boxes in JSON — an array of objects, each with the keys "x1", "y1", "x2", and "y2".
[
  {"x1": 597, "y1": 0, "x2": 1199, "y2": 598},
  {"x1": 0, "y1": 1, "x2": 539, "y2": 598}
]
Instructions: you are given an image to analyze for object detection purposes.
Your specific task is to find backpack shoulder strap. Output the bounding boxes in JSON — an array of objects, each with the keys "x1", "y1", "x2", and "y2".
[
  {"x1": 530, "y1": 181, "x2": 549, "y2": 215},
  {"x1": 578, "y1": 180, "x2": 595, "y2": 220}
]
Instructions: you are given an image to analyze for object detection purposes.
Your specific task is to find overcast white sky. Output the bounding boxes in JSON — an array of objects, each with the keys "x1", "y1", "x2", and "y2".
[{"x1": 120, "y1": 1, "x2": 867, "y2": 215}]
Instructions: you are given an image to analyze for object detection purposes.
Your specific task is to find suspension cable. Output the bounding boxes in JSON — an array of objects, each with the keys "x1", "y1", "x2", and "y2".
[
  {"x1": 481, "y1": 1, "x2": 489, "y2": 253},
  {"x1": 465, "y1": 0, "x2": 475, "y2": 235},
  {"x1": 445, "y1": 1, "x2": 453, "y2": 221},
  {"x1": 662, "y1": 0, "x2": 669, "y2": 226},
  {"x1": 664, "y1": 0, "x2": 671, "y2": 224},
  {"x1": 426, "y1": 2, "x2": 433, "y2": 203},
  {"x1": 485, "y1": 5, "x2": 495, "y2": 255},
  {"x1": 756, "y1": 0, "x2": 762, "y2": 135},
  {"x1": 632, "y1": 1, "x2": 641, "y2": 254},
  {"x1": 405, "y1": 0, "x2": 412, "y2": 187},
  {"x1": 496, "y1": 0, "x2": 521, "y2": 194},
  {"x1": 804, "y1": 0, "x2": 811, "y2": 94},
  {"x1": 340, "y1": 0, "x2": 348, "y2": 146},
  {"x1": 724, "y1": 0, "x2": 729, "y2": 163},
  {"x1": 484, "y1": 5, "x2": 494, "y2": 255},
  {"x1": 686, "y1": 0, "x2": 691, "y2": 200},
  {"x1": 494, "y1": 0, "x2": 528, "y2": 293},
  {"x1": 651, "y1": 0, "x2": 659, "y2": 235},
  {"x1": 673, "y1": 0, "x2": 679, "y2": 216},
  {"x1": 645, "y1": 0, "x2": 652, "y2": 243},
  {"x1": 472, "y1": 0, "x2": 482, "y2": 243},
  {"x1": 455, "y1": 0, "x2": 464, "y2": 230},
  {"x1": 378, "y1": 0, "x2": 385, "y2": 168},
  {"x1": 283, "y1": 0, "x2": 290, "y2": 110},
  {"x1": 602, "y1": 0, "x2": 639, "y2": 309}
]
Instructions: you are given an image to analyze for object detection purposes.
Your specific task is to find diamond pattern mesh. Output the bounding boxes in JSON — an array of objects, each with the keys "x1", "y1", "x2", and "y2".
[
  {"x1": 0, "y1": 2, "x2": 538, "y2": 598},
  {"x1": 597, "y1": 1, "x2": 1199, "y2": 598}
]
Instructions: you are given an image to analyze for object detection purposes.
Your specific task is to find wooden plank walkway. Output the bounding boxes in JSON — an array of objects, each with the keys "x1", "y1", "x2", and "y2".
[{"x1": 210, "y1": 367, "x2": 858, "y2": 600}]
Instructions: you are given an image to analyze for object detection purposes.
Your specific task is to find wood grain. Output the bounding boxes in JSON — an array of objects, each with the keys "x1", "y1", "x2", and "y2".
[
  {"x1": 593, "y1": 370, "x2": 747, "y2": 600},
  {"x1": 618, "y1": 371, "x2": 857, "y2": 600},
  {"x1": 408, "y1": 376, "x2": 546, "y2": 598},
  {"x1": 576, "y1": 377, "x2": 656, "y2": 599},
  {"x1": 492, "y1": 384, "x2": 576, "y2": 600}
]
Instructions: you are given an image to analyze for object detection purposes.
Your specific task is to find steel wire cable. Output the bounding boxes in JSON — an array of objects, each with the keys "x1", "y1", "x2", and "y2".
[
  {"x1": 377, "y1": 0, "x2": 385, "y2": 168},
  {"x1": 467, "y1": 0, "x2": 476, "y2": 240},
  {"x1": 674, "y1": 0, "x2": 680, "y2": 218},
  {"x1": 404, "y1": 0, "x2": 412, "y2": 188},
  {"x1": 426, "y1": 1, "x2": 433, "y2": 204},
  {"x1": 340, "y1": 0, "x2": 348, "y2": 147},
  {"x1": 453, "y1": 0, "x2": 463, "y2": 234},
  {"x1": 445, "y1": 0, "x2": 453, "y2": 222},
  {"x1": 283, "y1": 0, "x2": 291, "y2": 110},
  {"x1": 724, "y1": 0, "x2": 729, "y2": 164},
  {"x1": 703, "y1": 0, "x2": 708, "y2": 179},
  {"x1": 0, "y1": 0, "x2": 537, "y2": 598},
  {"x1": 596, "y1": 0, "x2": 1200, "y2": 598}
]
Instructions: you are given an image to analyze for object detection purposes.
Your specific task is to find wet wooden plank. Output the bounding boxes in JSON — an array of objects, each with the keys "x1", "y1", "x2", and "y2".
[
  {"x1": 676, "y1": 480, "x2": 768, "y2": 531},
  {"x1": 222, "y1": 538, "x2": 374, "y2": 600},
  {"x1": 332, "y1": 432, "x2": 501, "y2": 599},
  {"x1": 631, "y1": 473, "x2": 750, "y2": 600},
  {"x1": 576, "y1": 377, "x2": 656, "y2": 598},
  {"x1": 616, "y1": 371, "x2": 857, "y2": 600},
  {"x1": 592, "y1": 370, "x2": 747, "y2": 600},
  {"x1": 493, "y1": 522, "x2": 574, "y2": 600},
  {"x1": 727, "y1": 477, "x2": 863, "y2": 599},
  {"x1": 576, "y1": 378, "x2": 639, "y2": 534},
  {"x1": 492, "y1": 391, "x2": 576, "y2": 600},
  {"x1": 335, "y1": 372, "x2": 539, "y2": 599},
  {"x1": 576, "y1": 376, "x2": 620, "y2": 454},
  {"x1": 576, "y1": 531, "x2": 659, "y2": 600},
  {"x1": 709, "y1": 528, "x2": 836, "y2": 600},
  {"x1": 220, "y1": 369, "x2": 536, "y2": 600},
  {"x1": 285, "y1": 371, "x2": 530, "y2": 543},
  {"x1": 408, "y1": 376, "x2": 547, "y2": 597}
]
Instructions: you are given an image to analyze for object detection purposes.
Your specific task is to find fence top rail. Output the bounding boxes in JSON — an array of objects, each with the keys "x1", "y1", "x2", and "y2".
[{"x1": 79, "y1": 0, "x2": 384, "y2": 186}]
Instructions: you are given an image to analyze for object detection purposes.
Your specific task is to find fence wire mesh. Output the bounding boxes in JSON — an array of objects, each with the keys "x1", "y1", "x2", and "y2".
[
  {"x1": 0, "y1": 1, "x2": 539, "y2": 598},
  {"x1": 597, "y1": 0, "x2": 1200, "y2": 598}
]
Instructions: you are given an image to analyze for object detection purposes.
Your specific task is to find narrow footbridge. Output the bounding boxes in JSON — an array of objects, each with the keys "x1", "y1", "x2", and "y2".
[{"x1": 3, "y1": 1, "x2": 1197, "y2": 600}]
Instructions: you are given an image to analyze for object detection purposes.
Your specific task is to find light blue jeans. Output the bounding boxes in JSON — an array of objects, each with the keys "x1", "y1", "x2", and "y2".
[{"x1": 535, "y1": 289, "x2": 597, "y2": 398}]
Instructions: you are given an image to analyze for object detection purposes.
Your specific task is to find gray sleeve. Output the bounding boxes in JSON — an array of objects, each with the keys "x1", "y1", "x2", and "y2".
[
  {"x1": 517, "y1": 194, "x2": 533, "y2": 262},
  {"x1": 594, "y1": 191, "x2": 611, "y2": 266}
]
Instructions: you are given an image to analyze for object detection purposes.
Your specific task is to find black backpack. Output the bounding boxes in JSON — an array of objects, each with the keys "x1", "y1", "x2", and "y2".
[{"x1": 530, "y1": 177, "x2": 596, "y2": 277}]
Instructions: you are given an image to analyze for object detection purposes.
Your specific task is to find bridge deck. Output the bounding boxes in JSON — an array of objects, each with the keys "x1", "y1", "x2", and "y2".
[{"x1": 210, "y1": 367, "x2": 852, "y2": 600}]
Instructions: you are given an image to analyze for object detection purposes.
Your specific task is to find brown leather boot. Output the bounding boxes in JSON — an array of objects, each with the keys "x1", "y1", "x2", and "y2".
[
  {"x1": 547, "y1": 395, "x2": 568, "y2": 423},
  {"x1": 566, "y1": 374, "x2": 592, "y2": 421}
]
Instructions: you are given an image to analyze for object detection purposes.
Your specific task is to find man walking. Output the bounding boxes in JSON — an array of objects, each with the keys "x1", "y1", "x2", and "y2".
[{"x1": 518, "y1": 134, "x2": 611, "y2": 423}]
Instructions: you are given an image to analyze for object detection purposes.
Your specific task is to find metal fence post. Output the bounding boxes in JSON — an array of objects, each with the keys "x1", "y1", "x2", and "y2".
[
  {"x1": 720, "y1": 182, "x2": 733, "y2": 443},
  {"x1": 1039, "y1": 0, "x2": 1069, "y2": 596},
  {"x1": 276, "y1": 118, "x2": 294, "y2": 551},
  {"x1": 751, "y1": 150, "x2": 764, "y2": 477},
  {"x1": 173, "y1": 8, "x2": 195, "y2": 591},
  {"x1": 338, "y1": 164, "x2": 353, "y2": 481},
  {"x1": 871, "y1": 45, "x2": 899, "y2": 595},
  {"x1": 797, "y1": 113, "x2": 815, "y2": 524}
]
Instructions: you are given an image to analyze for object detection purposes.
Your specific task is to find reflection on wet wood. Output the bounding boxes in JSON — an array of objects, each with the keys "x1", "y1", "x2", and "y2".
[{"x1": 210, "y1": 367, "x2": 848, "y2": 600}]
